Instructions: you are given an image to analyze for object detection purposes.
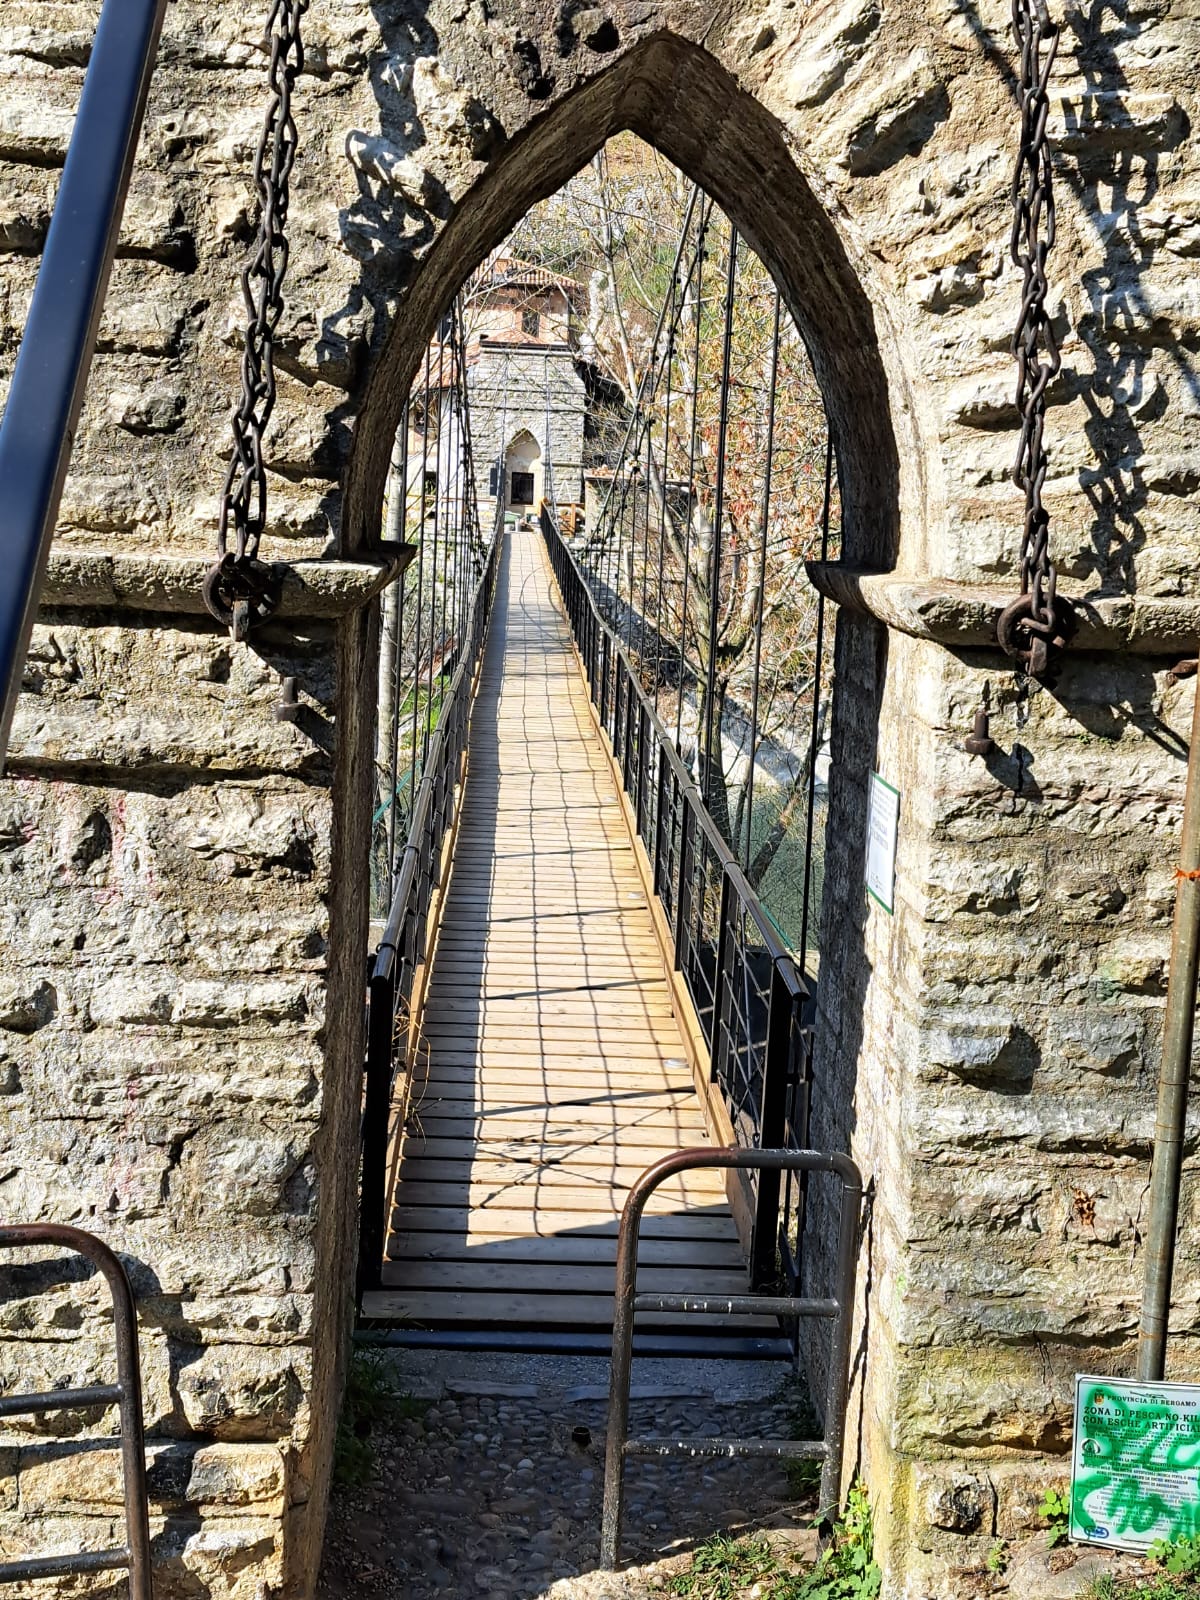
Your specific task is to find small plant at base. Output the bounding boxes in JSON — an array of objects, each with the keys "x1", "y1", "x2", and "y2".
[
  {"x1": 333, "y1": 1350, "x2": 426, "y2": 1489},
  {"x1": 985, "y1": 1539, "x2": 1008, "y2": 1575},
  {"x1": 1040, "y1": 1488, "x2": 1071, "y2": 1548},
  {"x1": 785, "y1": 1458, "x2": 824, "y2": 1501},
  {"x1": 781, "y1": 1481, "x2": 881, "y2": 1600},
  {"x1": 1150, "y1": 1537, "x2": 1200, "y2": 1578}
]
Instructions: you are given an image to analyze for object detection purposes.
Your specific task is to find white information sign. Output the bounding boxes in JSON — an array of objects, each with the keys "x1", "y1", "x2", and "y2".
[
  {"x1": 865, "y1": 772, "x2": 900, "y2": 914},
  {"x1": 1071, "y1": 1375, "x2": 1200, "y2": 1551}
]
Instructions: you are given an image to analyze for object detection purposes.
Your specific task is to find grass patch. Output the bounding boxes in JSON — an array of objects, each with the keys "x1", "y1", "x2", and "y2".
[
  {"x1": 333, "y1": 1351, "x2": 428, "y2": 1489},
  {"x1": 1085, "y1": 1537, "x2": 1200, "y2": 1600},
  {"x1": 669, "y1": 1483, "x2": 881, "y2": 1600},
  {"x1": 670, "y1": 1534, "x2": 780, "y2": 1600},
  {"x1": 1088, "y1": 1578, "x2": 1200, "y2": 1600},
  {"x1": 784, "y1": 1458, "x2": 823, "y2": 1501}
]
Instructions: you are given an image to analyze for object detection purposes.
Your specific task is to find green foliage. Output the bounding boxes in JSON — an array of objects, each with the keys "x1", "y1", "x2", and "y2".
[
  {"x1": 786, "y1": 1483, "x2": 882, "y2": 1600},
  {"x1": 1150, "y1": 1537, "x2": 1200, "y2": 1578},
  {"x1": 669, "y1": 1534, "x2": 779, "y2": 1600},
  {"x1": 668, "y1": 1486, "x2": 879, "y2": 1600},
  {"x1": 333, "y1": 1351, "x2": 426, "y2": 1490},
  {"x1": 1084, "y1": 1537, "x2": 1200, "y2": 1600},
  {"x1": 985, "y1": 1539, "x2": 1008, "y2": 1575},
  {"x1": 1040, "y1": 1487, "x2": 1071, "y2": 1548}
]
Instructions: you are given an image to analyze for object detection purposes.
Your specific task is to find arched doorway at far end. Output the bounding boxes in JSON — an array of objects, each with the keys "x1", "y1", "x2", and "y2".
[{"x1": 505, "y1": 429, "x2": 542, "y2": 513}]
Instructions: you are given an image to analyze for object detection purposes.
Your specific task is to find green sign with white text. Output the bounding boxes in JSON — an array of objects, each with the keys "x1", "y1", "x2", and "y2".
[{"x1": 1072, "y1": 1376, "x2": 1200, "y2": 1552}]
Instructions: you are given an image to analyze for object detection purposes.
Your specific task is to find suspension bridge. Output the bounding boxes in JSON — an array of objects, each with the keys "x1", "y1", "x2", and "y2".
[{"x1": 357, "y1": 217, "x2": 850, "y2": 1391}]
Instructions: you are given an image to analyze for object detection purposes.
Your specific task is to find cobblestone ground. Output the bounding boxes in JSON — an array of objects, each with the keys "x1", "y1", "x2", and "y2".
[{"x1": 317, "y1": 1350, "x2": 820, "y2": 1600}]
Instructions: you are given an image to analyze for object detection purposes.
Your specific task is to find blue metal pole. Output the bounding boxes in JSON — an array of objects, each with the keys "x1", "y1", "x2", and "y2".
[{"x1": 0, "y1": 0, "x2": 169, "y2": 762}]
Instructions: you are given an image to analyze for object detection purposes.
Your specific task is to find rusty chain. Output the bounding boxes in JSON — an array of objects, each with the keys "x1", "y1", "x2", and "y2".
[
  {"x1": 996, "y1": 0, "x2": 1076, "y2": 682},
  {"x1": 203, "y1": 0, "x2": 307, "y2": 640}
]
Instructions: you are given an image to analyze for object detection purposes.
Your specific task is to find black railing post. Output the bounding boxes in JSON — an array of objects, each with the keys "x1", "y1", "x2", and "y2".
[
  {"x1": 358, "y1": 962, "x2": 398, "y2": 1298},
  {"x1": 674, "y1": 805, "x2": 695, "y2": 978},
  {"x1": 636, "y1": 702, "x2": 650, "y2": 841},
  {"x1": 710, "y1": 867, "x2": 733, "y2": 1068},
  {"x1": 750, "y1": 961, "x2": 795, "y2": 1287},
  {"x1": 653, "y1": 741, "x2": 670, "y2": 898}
]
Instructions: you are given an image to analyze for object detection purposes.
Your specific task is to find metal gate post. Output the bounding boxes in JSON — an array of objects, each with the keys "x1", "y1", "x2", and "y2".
[
  {"x1": 0, "y1": 1224, "x2": 153, "y2": 1595},
  {"x1": 600, "y1": 1147, "x2": 863, "y2": 1571}
]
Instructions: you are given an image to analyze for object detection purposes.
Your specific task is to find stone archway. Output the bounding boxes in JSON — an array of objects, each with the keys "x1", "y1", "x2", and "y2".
[{"x1": 503, "y1": 428, "x2": 542, "y2": 512}]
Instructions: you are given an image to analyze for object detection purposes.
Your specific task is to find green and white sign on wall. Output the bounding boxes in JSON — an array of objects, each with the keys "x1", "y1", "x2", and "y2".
[{"x1": 1071, "y1": 1376, "x2": 1200, "y2": 1551}]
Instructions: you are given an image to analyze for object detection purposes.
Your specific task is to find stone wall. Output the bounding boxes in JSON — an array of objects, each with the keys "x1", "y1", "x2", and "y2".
[{"x1": 0, "y1": 0, "x2": 1197, "y2": 1595}]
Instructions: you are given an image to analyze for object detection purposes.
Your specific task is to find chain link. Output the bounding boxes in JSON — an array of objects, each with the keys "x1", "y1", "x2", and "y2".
[
  {"x1": 203, "y1": 0, "x2": 307, "y2": 639},
  {"x1": 996, "y1": 0, "x2": 1076, "y2": 681}
]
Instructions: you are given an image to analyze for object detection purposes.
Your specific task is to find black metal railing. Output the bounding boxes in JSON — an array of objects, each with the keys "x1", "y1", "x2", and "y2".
[
  {"x1": 357, "y1": 514, "x2": 503, "y2": 1297},
  {"x1": 542, "y1": 509, "x2": 813, "y2": 1290},
  {"x1": 600, "y1": 1147, "x2": 862, "y2": 1569},
  {"x1": 0, "y1": 1225, "x2": 153, "y2": 1595}
]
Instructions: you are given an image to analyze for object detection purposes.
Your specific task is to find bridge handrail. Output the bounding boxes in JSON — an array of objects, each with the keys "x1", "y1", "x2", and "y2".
[
  {"x1": 0, "y1": 1224, "x2": 153, "y2": 1594},
  {"x1": 540, "y1": 507, "x2": 813, "y2": 1288},
  {"x1": 541, "y1": 509, "x2": 802, "y2": 982},
  {"x1": 358, "y1": 512, "x2": 503, "y2": 1296},
  {"x1": 0, "y1": 0, "x2": 169, "y2": 763}
]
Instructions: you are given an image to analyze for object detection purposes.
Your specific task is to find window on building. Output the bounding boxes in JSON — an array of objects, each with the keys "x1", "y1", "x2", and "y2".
[
  {"x1": 521, "y1": 308, "x2": 540, "y2": 338},
  {"x1": 510, "y1": 471, "x2": 535, "y2": 505}
]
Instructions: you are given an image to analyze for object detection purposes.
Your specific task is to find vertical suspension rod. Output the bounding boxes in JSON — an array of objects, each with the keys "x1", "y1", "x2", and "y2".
[
  {"x1": 743, "y1": 288, "x2": 782, "y2": 872},
  {"x1": 593, "y1": 186, "x2": 702, "y2": 540},
  {"x1": 384, "y1": 411, "x2": 410, "y2": 876},
  {"x1": 799, "y1": 434, "x2": 835, "y2": 971},
  {"x1": 701, "y1": 225, "x2": 739, "y2": 810},
  {"x1": 675, "y1": 203, "x2": 710, "y2": 753}
]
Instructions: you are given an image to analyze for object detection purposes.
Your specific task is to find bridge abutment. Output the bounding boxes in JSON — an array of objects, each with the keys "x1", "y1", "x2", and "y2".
[{"x1": 0, "y1": 576, "x2": 379, "y2": 1594}]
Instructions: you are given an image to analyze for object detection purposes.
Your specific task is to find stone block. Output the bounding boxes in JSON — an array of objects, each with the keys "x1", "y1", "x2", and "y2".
[{"x1": 17, "y1": 1440, "x2": 286, "y2": 1512}]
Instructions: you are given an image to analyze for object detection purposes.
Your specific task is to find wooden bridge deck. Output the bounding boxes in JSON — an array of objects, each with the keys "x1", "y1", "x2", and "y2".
[{"x1": 364, "y1": 525, "x2": 764, "y2": 1342}]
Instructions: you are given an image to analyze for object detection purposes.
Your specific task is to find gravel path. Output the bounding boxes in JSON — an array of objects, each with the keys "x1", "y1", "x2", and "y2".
[{"x1": 317, "y1": 1350, "x2": 820, "y2": 1600}]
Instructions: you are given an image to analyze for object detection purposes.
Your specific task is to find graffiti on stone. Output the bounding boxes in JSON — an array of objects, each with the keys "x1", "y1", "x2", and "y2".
[{"x1": 1071, "y1": 1376, "x2": 1200, "y2": 1552}]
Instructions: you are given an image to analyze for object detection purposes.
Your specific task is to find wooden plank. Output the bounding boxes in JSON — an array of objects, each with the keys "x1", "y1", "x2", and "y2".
[
  {"x1": 388, "y1": 1205, "x2": 736, "y2": 1240},
  {"x1": 395, "y1": 1151, "x2": 726, "y2": 1185},
  {"x1": 381, "y1": 1260, "x2": 749, "y2": 1294},
  {"x1": 410, "y1": 1105, "x2": 705, "y2": 1133},
  {"x1": 420, "y1": 1021, "x2": 684, "y2": 1041},
  {"x1": 387, "y1": 1232, "x2": 745, "y2": 1266},
  {"x1": 401, "y1": 1123, "x2": 704, "y2": 1153},
  {"x1": 413, "y1": 1063, "x2": 689, "y2": 1087},
  {"x1": 422, "y1": 988, "x2": 675, "y2": 1011},
  {"x1": 392, "y1": 1178, "x2": 722, "y2": 1212},
  {"x1": 416, "y1": 1080, "x2": 692, "y2": 1106}
]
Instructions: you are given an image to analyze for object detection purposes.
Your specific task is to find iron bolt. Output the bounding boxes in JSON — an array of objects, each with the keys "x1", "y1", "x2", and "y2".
[
  {"x1": 964, "y1": 709, "x2": 994, "y2": 757},
  {"x1": 273, "y1": 675, "x2": 300, "y2": 722}
]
